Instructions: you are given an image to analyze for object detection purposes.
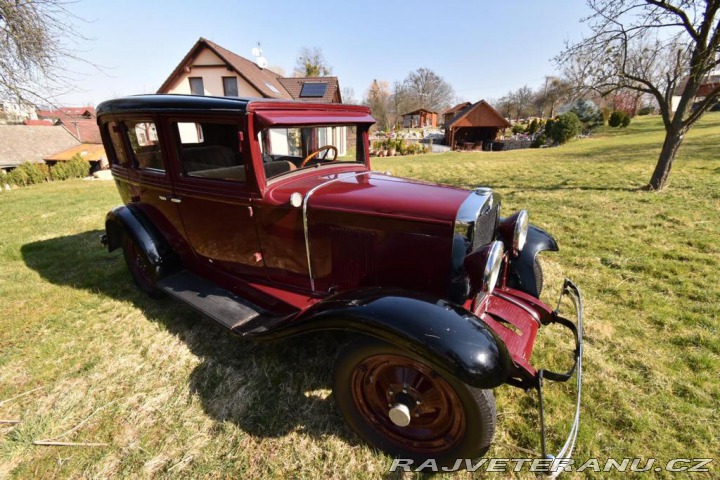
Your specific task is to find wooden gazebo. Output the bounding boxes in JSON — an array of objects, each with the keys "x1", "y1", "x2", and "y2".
[{"x1": 444, "y1": 100, "x2": 511, "y2": 150}]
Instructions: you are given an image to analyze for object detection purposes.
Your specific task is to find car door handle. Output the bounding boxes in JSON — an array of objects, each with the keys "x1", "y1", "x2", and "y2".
[
  {"x1": 158, "y1": 195, "x2": 168, "y2": 201},
  {"x1": 170, "y1": 197, "x2": 182, "y2": 203}
]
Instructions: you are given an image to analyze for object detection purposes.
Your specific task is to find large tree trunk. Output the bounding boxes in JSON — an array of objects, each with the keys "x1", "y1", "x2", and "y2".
[{"x1": 649, "y1": 128, "x2": 685, "y2": 190}]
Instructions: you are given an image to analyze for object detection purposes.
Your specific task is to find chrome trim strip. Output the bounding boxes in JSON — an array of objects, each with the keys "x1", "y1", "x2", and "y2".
[
  {"x1": 493, "y1": 291, "x2": 541, "y2": 324},
  {"x1": 549, "y1": 279, "x2": 583, "y2": 479},
  {"x1": 302, "y1": 170, "x2": 380, "y2": 291}
]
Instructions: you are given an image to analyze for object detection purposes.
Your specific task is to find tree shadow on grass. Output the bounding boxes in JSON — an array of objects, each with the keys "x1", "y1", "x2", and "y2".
[{"x1": 21, "y1": 230, "x2": 364, "y2": 448}]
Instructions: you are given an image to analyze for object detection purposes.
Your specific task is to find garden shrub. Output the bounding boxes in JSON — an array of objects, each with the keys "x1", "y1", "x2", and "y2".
[
  {"x1": 570, "y1": 99, "x2": 603, "y2": 133},
  {"x1": 621, "y1": 114, "x2": 632, "y2": 127},
  {"x1": 609, "y1": 111, "x2": 625, "y2": 127},
  {"x1": 601, "y1": 107, "x2": 612, "y2": 124},
  {"x1": 6, "y1": 162, "x2": 48, "y2": 186},
  {"x1": 51, "y1": 154, "x2": 90, "y2": 180},
  {"x1": 530, "y1": 134, "x2": 547, "y2": 148},
  {"x1": 527, "y1": 119, "x2": 539, "y2": 135},
  {"x1": 637, "y1": 106, "x2": 655, "y2": 116},
  {"x1": 548, "y1": 112, "x2": 582, "y2": 145}
]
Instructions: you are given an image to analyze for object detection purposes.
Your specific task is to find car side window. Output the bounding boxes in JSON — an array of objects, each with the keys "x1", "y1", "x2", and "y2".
[
  {"x1": 174, "y1": 121, "x2": 246, "y2": 183},
  {"x1": 125, "y1": 120, "x2": 165, "y2": 173},
  {"x1": 105, "y1": 121, "x2": 130, "y2": 167}
]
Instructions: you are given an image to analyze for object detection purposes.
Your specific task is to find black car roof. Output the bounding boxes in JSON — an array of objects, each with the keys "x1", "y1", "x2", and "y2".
[{"x1": 96, "y1": 94, "x2": 253, "y2": 116}]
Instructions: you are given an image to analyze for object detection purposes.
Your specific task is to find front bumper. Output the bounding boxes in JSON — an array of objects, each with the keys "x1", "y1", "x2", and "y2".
[
  {"x1": 538, "y1": 279, "x2": 583, "y2": 477},
  {"x1": 477, "y1": 279, "x2": 583, "y2": 476}
]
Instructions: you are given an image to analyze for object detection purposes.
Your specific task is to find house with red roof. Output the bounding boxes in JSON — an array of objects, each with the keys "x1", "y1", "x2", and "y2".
[
  {"x1": 157, "y1": 38, "x2": 342, "y2": 103},
  {"x1": 37, "y1": 106, "x2": 101, "y2": 144}
]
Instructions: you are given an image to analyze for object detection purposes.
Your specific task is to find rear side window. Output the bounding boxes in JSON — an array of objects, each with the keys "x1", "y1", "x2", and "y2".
[
  {"x1": 125, "y1": 120, "x2": 165, "y2": 172},
  {"x1": 174, "y1": 121, "x2": 246, "y2": 182},
  {"x1": 105, "y1": 121, "x2": 130, "y2": 167}
]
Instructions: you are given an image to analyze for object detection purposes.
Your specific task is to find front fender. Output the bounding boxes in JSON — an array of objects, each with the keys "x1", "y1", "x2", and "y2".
[
  {"x1": 506, "y1": 225, "x2": 558, "y2": 298},
  {"x1": 258, "y1": 288, "x2": 512, "y2": 389}
]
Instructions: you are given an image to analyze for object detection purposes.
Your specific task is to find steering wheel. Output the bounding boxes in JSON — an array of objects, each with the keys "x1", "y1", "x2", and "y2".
[{"x1": 300, "y1": 145, "x2": 338, "y2": 168}]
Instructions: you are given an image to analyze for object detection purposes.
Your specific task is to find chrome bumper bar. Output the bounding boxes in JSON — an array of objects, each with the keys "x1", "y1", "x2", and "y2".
[{"x1": 536, "y1": 278, "x2": 584, "y2": 478}]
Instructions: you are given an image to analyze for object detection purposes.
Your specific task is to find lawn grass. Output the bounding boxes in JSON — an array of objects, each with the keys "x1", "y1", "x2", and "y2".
[{"x1": 1, "y1": 113, "x2": 718, "y2": 478}]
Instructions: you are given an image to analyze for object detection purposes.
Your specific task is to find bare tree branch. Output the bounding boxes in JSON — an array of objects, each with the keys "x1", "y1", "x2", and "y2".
[{"x1": 556, "y1": 0, "x2": 720, "y2": 189}]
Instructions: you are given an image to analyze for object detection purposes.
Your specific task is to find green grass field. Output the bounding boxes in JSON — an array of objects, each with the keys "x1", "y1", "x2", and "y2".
[{"x1": 1, "y1": 114, "x2": 718, "y2": 478}]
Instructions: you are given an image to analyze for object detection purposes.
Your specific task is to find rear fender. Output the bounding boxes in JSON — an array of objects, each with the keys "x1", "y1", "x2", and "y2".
[
  {"x1": 105, "y1": 205, "x2": 180, "y2": 273},
  {"x1": 260, "y1": 288, "x2": 513, "y2": 389},
  {"x1": 506, "y1": 225, "x2": 558, "y2": 298}
]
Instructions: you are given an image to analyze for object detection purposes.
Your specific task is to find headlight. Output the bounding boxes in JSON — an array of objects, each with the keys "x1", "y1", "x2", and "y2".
[
  {"x1": 514, "y1": 210, "x2": 529, "y2": 251},
  {"x1": 499, "y1": 210, "x2": 529, "y2": 254},
  {"x1": 464, "y1": 240, "x2": 505, "y2": 295},
  {"x1": 483, "y1": 240, "x2": 504, "y2": 294}
]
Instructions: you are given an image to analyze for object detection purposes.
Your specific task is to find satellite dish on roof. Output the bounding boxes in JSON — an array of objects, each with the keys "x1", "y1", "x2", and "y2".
[{"x1": 251, "y1": 42, "x2": 267, "y2": 68}]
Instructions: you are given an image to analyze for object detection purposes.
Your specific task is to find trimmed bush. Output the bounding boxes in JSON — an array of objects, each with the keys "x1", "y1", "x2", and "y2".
[
  {"x1": 621, "y1": 114, "x2": 632, "y2": 127},
  {"x1": 527, "y1": 119, "x2": 539, "y2": 135},
  {"x1": 548, "y1": 112, "x2": 582, "y2": 145},
  {"x1": 6, "y1": 162, "x2": 48, "y2": 186},
  {"x1": 51, "y1": 154, "x2": 90, "y2": 181},
  {"x1": 609, "y1": 110, "x2": 626, "y2": 127},
  {"x1": 637, "y1": 106, "x2": 655, "y2": 116}
]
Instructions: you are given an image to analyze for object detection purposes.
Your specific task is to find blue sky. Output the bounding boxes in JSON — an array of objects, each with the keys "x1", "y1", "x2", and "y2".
[{"x1": 57, "y1": 0, "x2": 593, "y2": 106}]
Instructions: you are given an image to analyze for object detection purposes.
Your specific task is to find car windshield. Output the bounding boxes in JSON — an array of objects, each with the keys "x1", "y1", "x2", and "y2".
[{"x1": 258, "y1": 125, "x2": 361, "y2": 180}]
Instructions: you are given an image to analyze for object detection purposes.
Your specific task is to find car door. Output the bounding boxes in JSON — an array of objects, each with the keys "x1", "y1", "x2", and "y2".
[
  {"x1": 164, "y1": 116, "x2": 266, "y2": 281},
  {"x1": 110, "y1": 116, "x2": 187, "y2": 255}
]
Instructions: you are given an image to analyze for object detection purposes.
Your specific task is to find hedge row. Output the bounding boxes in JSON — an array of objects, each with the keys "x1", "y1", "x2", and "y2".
[{"x1": 2, "y1": 155, "x2": 91, "y2": 188}]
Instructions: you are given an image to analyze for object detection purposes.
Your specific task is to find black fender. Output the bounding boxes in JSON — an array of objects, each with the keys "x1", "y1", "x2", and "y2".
[
  {"x1": 259, "y1": 288, "x2": 512, "y2": 389},
  {"x1": 105, "y1": 205, "x2": 180, "y2": 274},
  {"x1": 506, "y1": 224, "x2": 558, "y2": 298}
]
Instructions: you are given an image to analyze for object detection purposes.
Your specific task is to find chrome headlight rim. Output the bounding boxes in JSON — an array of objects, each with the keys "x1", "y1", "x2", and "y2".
[
  {"x1": 514, "y1": 210, "x2": 529, "y2": 251},
  {"x1": 482, "y1": 240, "x2": 505, "y2": 294}
]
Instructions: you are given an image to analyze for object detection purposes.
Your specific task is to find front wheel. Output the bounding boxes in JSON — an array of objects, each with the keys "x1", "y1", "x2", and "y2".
[{"x1": 332, "y1": 337, "x2": 496, "y2": 468}]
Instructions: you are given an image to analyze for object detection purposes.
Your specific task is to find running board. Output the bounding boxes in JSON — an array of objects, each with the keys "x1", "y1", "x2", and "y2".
[{"x1": 158, "y1": 271, "x2": 265, "y2": 331}]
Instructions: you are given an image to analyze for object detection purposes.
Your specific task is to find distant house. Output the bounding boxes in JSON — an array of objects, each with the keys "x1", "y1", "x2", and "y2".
[
  {"x1": 444, "y1": 100, "x2": 511, "y2": 150},
  {"x1": 442, "y1": 102, "x2": 472, "y2": 126},
  {"x1": 158, "y1": 37, "x2": 342, "y2": 103},
  {"x1": 671, "y1": 73, "x2": 720, "y2": 112},
  {"x1": 37, "y1": 106, "x2": 101, "y2": 144},
  {"x1": 0, "y1": 125, "x2": 80, "y2": 171},
  {"x1": 400, "y1": 109, "x2": 438, "y2": 128},
  {"x1": 0, "y1": 100, "x2": 38, "y2": 124},
  {"x1": 44, "y1": 143, "x2": 107, "y2": 172}
]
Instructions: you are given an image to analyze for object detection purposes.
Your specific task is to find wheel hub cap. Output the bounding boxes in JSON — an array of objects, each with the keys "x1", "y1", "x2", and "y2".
[{"x1": 388, "y1": 403, "x2": 411, "y2": 427}]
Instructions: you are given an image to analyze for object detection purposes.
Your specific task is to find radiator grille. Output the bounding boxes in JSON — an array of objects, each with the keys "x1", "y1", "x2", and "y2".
[{"x1": 473, "y1": 204, "x2": 498, "y2": 249}]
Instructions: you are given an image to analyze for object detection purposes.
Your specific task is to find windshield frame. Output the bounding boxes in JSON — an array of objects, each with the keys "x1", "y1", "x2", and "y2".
[{"x1": 256, "y1": 123, "x2": 369, "y2": 183}]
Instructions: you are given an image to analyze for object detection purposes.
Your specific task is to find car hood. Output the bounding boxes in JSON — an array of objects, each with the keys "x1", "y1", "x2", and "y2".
[{"x1": 270, "y1": 170, "x2": 470, "y2": 225}]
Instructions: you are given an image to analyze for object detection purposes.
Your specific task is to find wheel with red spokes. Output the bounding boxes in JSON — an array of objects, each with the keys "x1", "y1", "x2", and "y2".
[
  {"x1": 122, "y1": 234, "x2": 165, "y2": 299},
  {"x1": 333, "y1": 337, "x2": 496, "y2": 467}
]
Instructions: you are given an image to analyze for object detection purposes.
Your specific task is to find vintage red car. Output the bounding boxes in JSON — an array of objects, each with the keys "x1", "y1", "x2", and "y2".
[{"x1": 97, "y1": 94, "x2": 583, "y2": 470}]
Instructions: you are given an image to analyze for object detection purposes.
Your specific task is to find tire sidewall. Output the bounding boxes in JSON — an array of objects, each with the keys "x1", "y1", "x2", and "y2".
[{"x1": 121, "y1": 234, "x2": 164, "y2": 298}]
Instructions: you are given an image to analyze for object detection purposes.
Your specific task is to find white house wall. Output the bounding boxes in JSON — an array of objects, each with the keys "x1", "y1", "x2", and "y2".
[{"x1": 164, "y1": 48, "x2": 263, "y2": 97}]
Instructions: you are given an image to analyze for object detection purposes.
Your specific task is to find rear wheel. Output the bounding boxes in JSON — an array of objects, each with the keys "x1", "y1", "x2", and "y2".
[
  {"x1": 332, "y1": 337, "x2": 496, "y2": 468},
  {"x1": 121, "y1": 234, "x2": 165, "y2": 298}
]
